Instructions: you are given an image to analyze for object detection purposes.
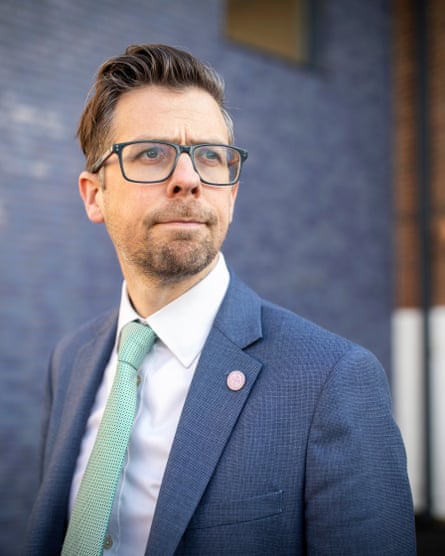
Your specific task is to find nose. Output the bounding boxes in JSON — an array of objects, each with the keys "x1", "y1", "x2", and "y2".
[{"x1": 165, "y1": 153, "x2": 201, "y2": 197}]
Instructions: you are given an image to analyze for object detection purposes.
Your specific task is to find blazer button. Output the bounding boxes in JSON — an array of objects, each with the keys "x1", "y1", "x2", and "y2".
[
  {"x1": 104, "y1": 534, "x2": 113, "y2": 549},
  {"x1": 226, "y1": 370, "x2": 246, "y2": 391}
]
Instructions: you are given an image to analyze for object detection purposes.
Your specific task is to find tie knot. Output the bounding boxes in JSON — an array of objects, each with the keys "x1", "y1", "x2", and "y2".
[{"x1": 118, "y1": 321, "x2": 156, "y2": 370}]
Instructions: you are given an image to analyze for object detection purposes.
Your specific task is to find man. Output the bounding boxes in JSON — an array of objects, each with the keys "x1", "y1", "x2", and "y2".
[{"x1": 25, "y1": 44, "x2": 416, "y2": 555}]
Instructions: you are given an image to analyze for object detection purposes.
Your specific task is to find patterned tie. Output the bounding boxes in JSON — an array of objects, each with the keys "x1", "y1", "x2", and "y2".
[{"x1": 62, "y1": 321, "x2": 157, "y2": 556}]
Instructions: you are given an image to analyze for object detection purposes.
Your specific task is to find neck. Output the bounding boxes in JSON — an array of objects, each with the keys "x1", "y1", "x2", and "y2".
[{"x1": 122, "y1": 257, "x2": 219, "y2": 317}]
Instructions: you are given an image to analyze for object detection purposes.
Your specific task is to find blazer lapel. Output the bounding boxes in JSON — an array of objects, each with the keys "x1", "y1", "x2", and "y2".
[
  {"x1": 146, "y1": 275, "x2": 263, "y2": 555},
  {"x1": 43, "y1": 311, "x2": 118, "y2": 521},
  {"x1": 49, "y1": 311, "x2": 118, "y2": 469}
]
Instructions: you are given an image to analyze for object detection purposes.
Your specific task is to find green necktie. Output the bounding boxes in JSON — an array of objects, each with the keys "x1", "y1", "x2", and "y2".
[{"x1": 62, "y1": 321, "x2": 157, "y2": 556}]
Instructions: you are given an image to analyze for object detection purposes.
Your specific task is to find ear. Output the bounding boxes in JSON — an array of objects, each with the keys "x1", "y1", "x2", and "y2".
[
  {"x1": 228, "y1": 183, "x2": 239, "y2": 223},
  {"x1": 79, "y1": 171, "x2": 105, "y2": 224}
]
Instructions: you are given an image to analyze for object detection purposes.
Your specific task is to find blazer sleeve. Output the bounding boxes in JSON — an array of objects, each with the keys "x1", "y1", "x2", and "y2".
[{"x1": 304, "y1": 346, "x2": 416, "y2": 555}]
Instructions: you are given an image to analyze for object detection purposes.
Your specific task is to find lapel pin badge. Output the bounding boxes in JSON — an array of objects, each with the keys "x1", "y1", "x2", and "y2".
[{"x1": 226, "y1": 370, "x2": 246, "y2": 391}]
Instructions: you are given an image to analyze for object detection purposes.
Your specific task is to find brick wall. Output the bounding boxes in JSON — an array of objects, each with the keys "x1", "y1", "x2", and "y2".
[
  {"x1": 429, "y1": 0, "x2": 445, "y2": 306},
  {"x1": 393, "y1": 0, "x2": 420, "y2": 308},
  {"x1": 394, "y1": 0, "x2": 445, "y2": 308}
]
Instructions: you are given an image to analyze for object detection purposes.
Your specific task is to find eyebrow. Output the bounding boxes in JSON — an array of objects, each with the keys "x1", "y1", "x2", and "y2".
[{"x1": 125, "y1": 135, "x2": 229, "y2": 145}]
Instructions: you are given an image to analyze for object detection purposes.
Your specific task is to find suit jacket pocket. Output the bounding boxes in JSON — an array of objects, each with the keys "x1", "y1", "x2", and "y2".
[{"x1": 188, "y1": 490, "x2": 283, "y2": 530}]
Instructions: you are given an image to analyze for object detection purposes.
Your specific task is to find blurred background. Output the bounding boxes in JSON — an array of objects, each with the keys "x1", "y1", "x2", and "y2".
[{"x1": 0, "y1": 0, "x2": 444, "y2": 554}]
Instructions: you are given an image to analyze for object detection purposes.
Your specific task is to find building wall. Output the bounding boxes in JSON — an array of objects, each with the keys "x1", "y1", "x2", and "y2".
[
  {"x1": 0, "y1": 1, "x2": 394, "y2": 552},
  {"x1": 392, "y1": 0, "x2": 445, "y2": 517}
]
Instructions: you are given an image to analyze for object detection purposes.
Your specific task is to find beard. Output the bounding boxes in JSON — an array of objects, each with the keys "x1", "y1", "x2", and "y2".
[
  {"x1": 132, "y1": 230, "x2": 219, "y2": 284},
  {"x1": 113, "y1": 201, "x2": 222, "y2": 284}
]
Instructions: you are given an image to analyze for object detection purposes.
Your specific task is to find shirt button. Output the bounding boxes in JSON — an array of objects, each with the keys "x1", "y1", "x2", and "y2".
[{"x1": 104, "y1": 534, "x2": 113, "y2": 549}]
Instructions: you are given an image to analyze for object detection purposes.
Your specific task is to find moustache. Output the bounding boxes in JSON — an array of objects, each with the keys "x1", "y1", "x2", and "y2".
[{"x1": 145, "y1": 202, "x2": 217, "y2": 226}]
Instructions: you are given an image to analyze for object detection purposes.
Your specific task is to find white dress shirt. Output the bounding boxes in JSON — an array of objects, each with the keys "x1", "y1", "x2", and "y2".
[{"x1": 69, "y1": 254, "x2": 230, "y2": 555}]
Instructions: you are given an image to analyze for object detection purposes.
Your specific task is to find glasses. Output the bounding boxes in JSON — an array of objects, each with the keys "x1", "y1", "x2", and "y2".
[{"x1": 91, "y1": 140, "x2": 248, "y2": 186}]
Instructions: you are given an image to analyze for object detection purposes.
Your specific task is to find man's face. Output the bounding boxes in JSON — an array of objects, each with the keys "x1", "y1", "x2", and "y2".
[{"x1": 80, "y1": 85, "x2": 238, "y2": 285}]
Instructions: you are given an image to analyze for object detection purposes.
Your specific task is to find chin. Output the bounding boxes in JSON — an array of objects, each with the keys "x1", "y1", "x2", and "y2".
[{"x1": 137, "y1": 241, "x2": 218, "y2": 283}]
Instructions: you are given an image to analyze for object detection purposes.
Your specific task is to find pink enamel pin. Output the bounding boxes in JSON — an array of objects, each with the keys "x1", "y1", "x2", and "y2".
[{"x1": 226, "y1": 370, "x2": 246, "y2": 391}]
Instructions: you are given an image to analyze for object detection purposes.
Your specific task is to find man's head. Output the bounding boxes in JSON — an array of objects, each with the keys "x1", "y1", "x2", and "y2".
[
  {"x1": 78, "y1": 44, "x2": 234, "y2": 172},
  {"x1": 78, "y1": 45, "x2": 246, "y2": 313}
]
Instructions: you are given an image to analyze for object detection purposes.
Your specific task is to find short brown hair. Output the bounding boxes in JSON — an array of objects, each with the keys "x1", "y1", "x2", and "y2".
[{"x1": 77, "y1": 44, "x2": 234, "y2": 171}]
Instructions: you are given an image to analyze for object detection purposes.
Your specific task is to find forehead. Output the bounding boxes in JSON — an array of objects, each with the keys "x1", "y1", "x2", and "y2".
[{"x1": 111, "y1": 85, "x2": 229, "y2": 143}]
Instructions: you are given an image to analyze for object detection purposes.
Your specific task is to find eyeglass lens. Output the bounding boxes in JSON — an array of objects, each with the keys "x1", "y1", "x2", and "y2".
[{"x1": 120, "y1": 142, "x2": 241, "y2": 184}]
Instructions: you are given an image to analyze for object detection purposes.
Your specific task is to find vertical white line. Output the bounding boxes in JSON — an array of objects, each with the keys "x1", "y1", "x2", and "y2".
[
  {"x1": 430, "y1": 306, "x2": 445, "y2": 518},
  {"x1": 392, "y1": 308, "x2": 426, "y2": 512}
]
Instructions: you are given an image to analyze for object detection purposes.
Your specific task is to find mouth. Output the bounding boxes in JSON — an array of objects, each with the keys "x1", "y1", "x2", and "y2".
[
  {"x1": 156, "y1": 219, "x2": 206, "y2": 227},
  {"x1": 148, "y1": 203, "x2": 216, "y2": 231}
]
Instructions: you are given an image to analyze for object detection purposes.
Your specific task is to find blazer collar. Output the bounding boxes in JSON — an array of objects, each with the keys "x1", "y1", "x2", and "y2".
[
  {"x1": 146, "y1": 273, "x2": 264, "y2": 555},
  {"x1": 213, "y1": 269, "x2": 263, "y2": 348}
]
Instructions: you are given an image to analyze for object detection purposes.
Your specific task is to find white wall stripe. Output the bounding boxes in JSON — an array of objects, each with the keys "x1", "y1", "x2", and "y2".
[
  {"x1": 392, "y1": 308, "x2": 426, "y2": 513},
  {"x1": 392, "y1": 306, "x2": 445, "y2": 517},
  {"x1": 430, "y1": 307, "x2": 445, "y2": 517}
]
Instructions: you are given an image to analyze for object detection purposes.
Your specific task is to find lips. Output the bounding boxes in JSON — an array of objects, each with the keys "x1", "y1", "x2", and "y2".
[
  {"x1": 156, "y1": 217, "x2": 205, "y2": 225},
  {"x1": 149, "y1": 203, "x2": 216, "y2": 228},
  {"x1": 156, "y1": 220, "x2": 206, "y2": 230}
]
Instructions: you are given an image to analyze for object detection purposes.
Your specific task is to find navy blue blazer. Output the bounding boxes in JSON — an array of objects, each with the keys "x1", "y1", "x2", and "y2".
[{"x1": 25, "y1": 273, "x2": 416, "y2": 555}]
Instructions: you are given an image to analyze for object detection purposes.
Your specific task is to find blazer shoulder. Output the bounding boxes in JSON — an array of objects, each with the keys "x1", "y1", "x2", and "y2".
[
  {"x1": 48, "y1": 308, "x2": 118, "y2": 381},
  {"x1": 223, "y1": 272, "x2": 377, "y2": 375},
  {"x1": 226, "y1": 271, "x2": 357, "y2": 344},
  {"x1": 262, "y1": 297, "x2": 355, "y2": 351},
  {"x1": 53, "y1": 308, "x2": 118, "y2": 354}
]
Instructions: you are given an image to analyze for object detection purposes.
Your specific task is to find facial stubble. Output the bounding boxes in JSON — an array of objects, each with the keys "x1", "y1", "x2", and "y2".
[{"x1": 120, "y1": 203, "x2": 221, "y2": 284}]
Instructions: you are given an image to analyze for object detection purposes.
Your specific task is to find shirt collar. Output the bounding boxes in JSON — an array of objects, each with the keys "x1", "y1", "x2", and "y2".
[{"x1": 116, "y1": 253, "x2": 230, "y2": 368}]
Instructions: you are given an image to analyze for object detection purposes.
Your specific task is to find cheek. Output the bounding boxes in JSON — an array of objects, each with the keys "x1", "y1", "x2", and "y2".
[
  {"x1": 210, "y1": 189, "x2": 237, "y2": 222},
  {"x1": 105, "y1": 188, "x2": 153, "y2": 219},
  {"x1": 228, "y1": 199, "x2": 236, "y2": 223},
  {"x1": 227, "y1": 185, "x2": 238, "y2": 222},
  {"x1": 213, "y1": 200, "x2": 233, "y2": 230},
  {"x1": 227, "y1": 192, "x2": 237, "y2": 223}
]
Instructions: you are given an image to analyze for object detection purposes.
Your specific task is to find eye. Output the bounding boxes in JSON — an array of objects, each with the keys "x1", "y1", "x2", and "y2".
[
  {"x1": 122, "y1": 142, "x2": 174, "y2": 175},
  {"x1": 204, "y1": 149, "x2": 220, "y2": 161},
  {"x1": 197, "y1": 146, "x2": 224, "y2": 165},
  {"x1": 124, "y1": 142, "x2": 175, "y2": 166},
  {"x1": 138, "y1": 146, "x2": 163, "y2": 161}
]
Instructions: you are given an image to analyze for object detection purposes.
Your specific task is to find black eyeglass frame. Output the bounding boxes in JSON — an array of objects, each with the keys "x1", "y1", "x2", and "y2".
[{"x1": 91, "y1": 140, "x2": 248, "y2": 186}]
